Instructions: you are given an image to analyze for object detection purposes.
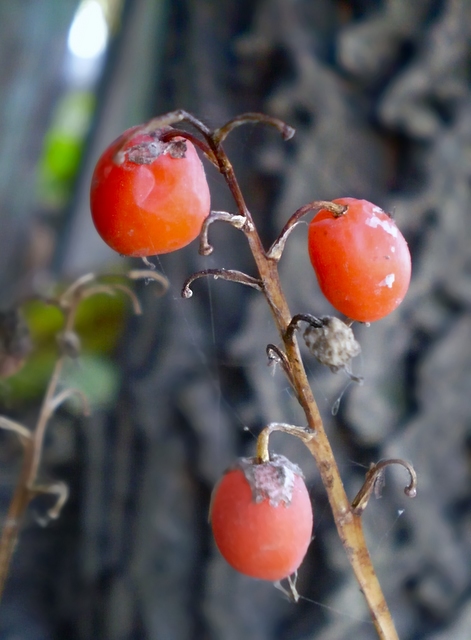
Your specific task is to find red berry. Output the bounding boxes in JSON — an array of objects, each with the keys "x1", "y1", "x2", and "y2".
[
  {"x1": 308, "y1": 198, "x2": 411, "y2": 322},
  {"x1": 90, "y1": 126, "x2": 210, "y2": 257},
  {"x1": 210, "y1": 455, "x2": 313, "y2": 581}
]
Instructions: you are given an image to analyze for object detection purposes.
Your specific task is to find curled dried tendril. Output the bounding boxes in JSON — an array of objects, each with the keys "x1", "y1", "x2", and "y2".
[
  {"x1": 182, "y1": 269, "x2": 263, "y2": 298},
  {"x1": 352, "y1": 459, "x2": 418, "y2": 515}
]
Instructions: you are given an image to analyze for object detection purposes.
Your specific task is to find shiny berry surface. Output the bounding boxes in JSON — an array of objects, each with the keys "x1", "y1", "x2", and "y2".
[
  {"x1": 90, "y1": 126, "x2": 210, "y2": 257},
  {"x1": 308, "y1": 198, "x2": 411, "y2": 322},
  {"x1": 210, "y1": 461, "x2": 313, "y2": 581}
]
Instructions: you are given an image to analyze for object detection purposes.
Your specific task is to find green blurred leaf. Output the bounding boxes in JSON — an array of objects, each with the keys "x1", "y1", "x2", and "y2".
[
  {"x1": 0, "y1": 289, "x2": 130, "y2": 408},
  {"x1": 61, "y1": 354, "x2": 121, "y2": 412},
  {"x1": 36, "y1": 90, "x2": 95, "y2": 208}
]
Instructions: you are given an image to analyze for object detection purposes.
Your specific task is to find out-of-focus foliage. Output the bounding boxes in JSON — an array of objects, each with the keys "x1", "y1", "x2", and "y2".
[
  {"x1": 0, "y1": 290, "x2": 127, "y2": 407},
  {"x1": 37, "y1": 91, "x2": 95, "y2": 209}
]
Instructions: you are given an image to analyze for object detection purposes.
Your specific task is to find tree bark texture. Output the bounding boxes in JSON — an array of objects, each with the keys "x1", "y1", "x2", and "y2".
[{"x1": 1, "y1": 1, "x2": 471, "y2": 639}]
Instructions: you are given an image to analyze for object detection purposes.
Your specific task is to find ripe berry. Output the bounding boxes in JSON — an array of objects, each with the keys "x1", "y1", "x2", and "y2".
[
  {"x1": 90, "y1": 126, "x2": 210, "y2": 257},
  {"x1": 308, "y1": 198, "x2": 411, "y2": 322},
  {"x1": 210, "y1": 455, "x2": 313, "y2": 582}
]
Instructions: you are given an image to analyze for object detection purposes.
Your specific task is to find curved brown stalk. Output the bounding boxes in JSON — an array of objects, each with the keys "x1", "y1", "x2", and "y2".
[
  {"x1": 182, "y1": 269, "x2": 263, "y2": 298},
  {"x1": 253, "y1": 239, "x2": 399, "y2": 640},
  {"x1": 0, "y1": 323, "x2": 73, "y2": 599},
  {"x1": 186, "y1": 113, "x2": 403, "y2": 639}
]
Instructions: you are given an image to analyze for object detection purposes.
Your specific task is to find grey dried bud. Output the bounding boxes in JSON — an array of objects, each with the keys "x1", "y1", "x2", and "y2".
[
  {"x1": 166, "y1": 138, "x2": 187, "y2": 158},
  {"x1": 125, "y1": 128, "x2": 187, "y2": 164},
  {"x1": 303, "y1": 316, "x2": 360, "y2": 373},
  {"x1": 126, "y1": 140, "x2": 163, "y2": 164}
]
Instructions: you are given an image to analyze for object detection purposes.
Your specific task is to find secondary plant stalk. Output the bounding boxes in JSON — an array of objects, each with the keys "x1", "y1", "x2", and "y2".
[
  {"x1": 0, "y1": 297, "x2": 79, "y2": 600},
  {"x1": 0, "y1": 271, "x2": 158, "y2": 601},
  {"x1": 0, "y1": 357, "x2": 65, "y2": 600}
]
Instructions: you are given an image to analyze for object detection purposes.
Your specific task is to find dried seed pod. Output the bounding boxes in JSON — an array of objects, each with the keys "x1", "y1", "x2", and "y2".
[{"x1": 303, "y1": 315, "x2": 360, "y2": 373}]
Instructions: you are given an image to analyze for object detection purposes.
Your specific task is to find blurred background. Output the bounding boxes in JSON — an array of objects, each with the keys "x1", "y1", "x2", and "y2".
[{"x1": 0, "y1": 1, "x2": 470, "y2": 638}]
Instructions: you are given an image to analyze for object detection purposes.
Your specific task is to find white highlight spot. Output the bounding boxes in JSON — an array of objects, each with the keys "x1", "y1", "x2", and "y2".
[
  {"x1": 379, "y1": 274, "x2": 395, "y2": 288},
  {"x1": 365, "y1": 215, "x2": 398, "y2": 238},
  {"x1": 68, "y1": 0, "x2": 108, "y2": 60},
  {"x1": 391, "y1": 246, "x2": 396, "y2": 253},
  {"x1": 133, "y1": 166, "x2": 156, "y2": 206}
]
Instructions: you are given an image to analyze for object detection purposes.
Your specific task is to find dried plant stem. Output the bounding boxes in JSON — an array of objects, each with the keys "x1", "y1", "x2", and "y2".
[
  {"x1": 0, "y1": 305, "x2": 78, "y2": 600},
  {"x1": 247, "y1": 223, "x2": 399, "y2": 640},
  {"x1": 125, "y1": 110, "x2": 400, "y2": 637},
  {"x1": 0, "y1": 358, "x2": 65, "y2": 600},
  {"x1": 167, "y1": 111, "x2": 400, "y2": 639}
]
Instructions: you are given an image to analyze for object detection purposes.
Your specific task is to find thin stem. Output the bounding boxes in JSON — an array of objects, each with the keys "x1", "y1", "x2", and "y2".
[
  {"x1": 0, "y1": 286, "x2": 87, "y2": 597},
  {"x1": 0, "y1": 438, "x2": 34, "y2": 599},
  {"x1": 212, "y1": 112, "x2": 295, "y2": 144},
  {"x1": 0, "y1": 417, "x2": 32, "y2": 442},
  {"x1": 182, "y1": 269, "x2": 263, "y2": 298},
  {"x1": 256, "y1": 422, "x2": 313, "y2": 462},
  {"x1": 193, "y1": 115, "x2": 401, "y2": 639},
  {"x1": 48, "y1": 387, "x2": 90, "y2": 417},
  {"x1": 158, "y1": 128, "x2": 219, "y2": 167},
  {"x1": 31, "y1": 481, "x2": 69, "y2": 524},
  {"x1": 126, "y1": 269, "x2": 168, "y2": 291},
  {"x1": 27, "y1": 298, "x2": 80, "y2": 488},
  {"x1": 285, "y1": 313, "x2": 325, "y2": 343},
  {"x1": 0, "y1": 353, "x2": 66, "y2": 599},
  {"x1": 266, "y1": 344, "x2": 294, "y2": 385},
  {"x1": 80, "y1": 283, "x2": 143, "y2": 315}
]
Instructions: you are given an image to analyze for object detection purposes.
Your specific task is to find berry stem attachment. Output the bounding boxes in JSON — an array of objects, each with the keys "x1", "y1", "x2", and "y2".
[
  {"x1": 352, "y1": 459, "x2": 418, "y2": 515},
  {"x1": 268, "y1": 201, "x2": 347, "y2": 261},
  {"x1": 199, "y1": 211, "x2": 250, "y2": 256},
  {"x1": 285, "y1": 313, "x2": 325, "y2": 343},
  {"x1": 256, "y1": 422, "x2": 315, "y2": 463},
  {"x1": 159, "y1": 128, "x2": 219, "y2": 168}
]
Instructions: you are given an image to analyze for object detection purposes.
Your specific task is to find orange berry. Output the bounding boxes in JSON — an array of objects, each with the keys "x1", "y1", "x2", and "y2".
[
  {"x1": 210, "y1": 455, "x2": 313, "y2": 581},
  {"x1": 308, "y1": 198, "x2": 411, "y2": 322},
  {"x1": 90, "y1": 126, "x2": 210, "y2": 257}
]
